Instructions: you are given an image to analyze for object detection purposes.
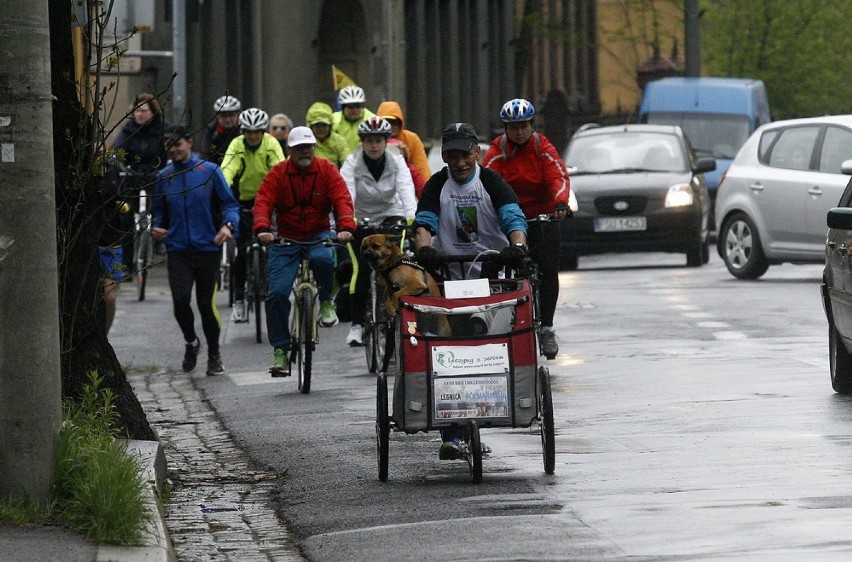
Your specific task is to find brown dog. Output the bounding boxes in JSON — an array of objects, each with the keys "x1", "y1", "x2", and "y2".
[{"x1": 360, "y1": 233, "x2": 450, "y2": 336}]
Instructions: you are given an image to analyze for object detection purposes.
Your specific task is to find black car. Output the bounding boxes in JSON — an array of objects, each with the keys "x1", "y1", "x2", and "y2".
[
  {"x1": 560, "y1": 124, "x2": 716, "y2": 270},
  {"x1": 820, "y1": 163, "x2": 852, "y2": 392}
]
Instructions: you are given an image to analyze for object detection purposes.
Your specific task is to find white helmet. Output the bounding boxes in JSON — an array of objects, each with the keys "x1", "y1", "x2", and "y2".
[
  {"x1": 238, "y1": 108, "x2": 269, "y2": 131},
  {"x1": 338, "y1": 85, "x2": 366, "y2": 105},
  {"x1": 213, "y1": 95, "x2": 241, "y2": 113}
]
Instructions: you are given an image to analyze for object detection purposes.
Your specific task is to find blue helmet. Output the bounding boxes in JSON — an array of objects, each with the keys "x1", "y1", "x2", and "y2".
[{"x1": 500, "y1": 98, "x2": 535, "y2": 123}]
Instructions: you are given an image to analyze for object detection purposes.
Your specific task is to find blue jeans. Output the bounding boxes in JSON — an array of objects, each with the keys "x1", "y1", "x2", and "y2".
[{"x1": 265, "y1": 231, "x2": 335, "y2": 350}]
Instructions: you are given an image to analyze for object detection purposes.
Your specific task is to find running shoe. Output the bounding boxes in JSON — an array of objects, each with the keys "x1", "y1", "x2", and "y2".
[
  {"x1": 270, "y1": 347, "x2": 289, "y2": 377},
  {"x1": 346, "y1": 324, "x2": 364, "y2": 346},
  {"x1": 182, "y1": 339, "x2": 201, "y2": 372},
  {"x1": 206, "y1": 355, "x2": 225, "y2": 376},
  {"x1": 231, "y1": 300, "x2": 246, "y2": 323},
  {"x1": 539, "y1": 327, "x2": 559, "y2": 360},
  {"x1": 319, "y1": 300, "x2": 339, "y2": 327},
  {"x1": 438, "y1": 438, "x2": 462, "y2": 460}
]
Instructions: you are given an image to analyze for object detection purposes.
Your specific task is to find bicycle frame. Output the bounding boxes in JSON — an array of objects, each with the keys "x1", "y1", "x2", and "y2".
[{"x1": 291, "y1": 251, "x2": 319, "y2": 350}]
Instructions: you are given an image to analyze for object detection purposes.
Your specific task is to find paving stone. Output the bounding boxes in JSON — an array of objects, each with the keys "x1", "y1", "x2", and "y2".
[{"x1": 128, "y1": 370, "x2": 306, "y2": 561}]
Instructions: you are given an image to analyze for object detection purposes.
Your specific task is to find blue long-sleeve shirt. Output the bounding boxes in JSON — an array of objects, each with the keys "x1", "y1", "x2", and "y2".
[{"x1": 152, "y1": 153, "x2": 240, "y2": 253}]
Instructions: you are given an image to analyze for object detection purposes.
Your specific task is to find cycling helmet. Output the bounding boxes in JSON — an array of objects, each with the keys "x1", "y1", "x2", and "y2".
[
  {"x1": 238, "y1": 108, "x2": 269, "y2": 131},
  {"x1": 213, "y1": 95, "x2": 241, "y2": 113},
  {"x1": 500, "y1": 98, "x2": 535, "y2": 123},
  {"x1": 338, "y1": 85, "x2": 366, "y2": 105},
  {"x1": 357, "y1": 116, "x2": 392, "y2": 138}
]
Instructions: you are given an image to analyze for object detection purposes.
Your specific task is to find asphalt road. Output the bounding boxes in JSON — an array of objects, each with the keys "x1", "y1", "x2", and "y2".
[{"x1": 113, "y1": 250, "x2": 852, "y2": 560}]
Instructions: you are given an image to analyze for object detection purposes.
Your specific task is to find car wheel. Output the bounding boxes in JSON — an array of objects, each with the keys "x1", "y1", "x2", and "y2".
[
  {"x1": 830, "y1": 318, "x2": 852, "y2": 394},
  {"x1": 560, "y1": 254, "x2": 578, "y2": 271},
  {"x1": 686, "y1": 241, "x2": 703, "y2": 267},
  {"x1": 720, "y1": 213, "x2": 769, "y2": 279}
]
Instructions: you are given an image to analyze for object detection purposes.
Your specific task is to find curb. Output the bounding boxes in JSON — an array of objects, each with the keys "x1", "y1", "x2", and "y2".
[{"x1": 100, "y1": 439, "x2": 176, "y2": 562}]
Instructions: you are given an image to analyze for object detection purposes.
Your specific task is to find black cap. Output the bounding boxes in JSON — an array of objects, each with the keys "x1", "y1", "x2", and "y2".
[
  {"x1": 441, "y1": 122, "x2": 478, "y2": 153},
  {"x1": 163, "y1": 125, "x2": 190, "y2": 143}
]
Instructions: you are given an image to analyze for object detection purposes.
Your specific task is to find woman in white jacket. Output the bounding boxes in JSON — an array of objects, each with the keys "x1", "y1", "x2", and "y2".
[{"x1": 340, "y1": 116, "x2": 417, "y2": 346}]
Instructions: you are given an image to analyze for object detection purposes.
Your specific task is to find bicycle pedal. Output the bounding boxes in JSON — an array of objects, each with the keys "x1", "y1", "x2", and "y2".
[{"x1": 270, "y1": 367, "x2": 289, "y2": 378}]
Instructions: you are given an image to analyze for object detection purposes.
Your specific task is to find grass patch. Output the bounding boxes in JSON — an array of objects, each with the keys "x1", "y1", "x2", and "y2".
[{"x1": 0, "y1": 371, "x2": 153, "y2": 546}]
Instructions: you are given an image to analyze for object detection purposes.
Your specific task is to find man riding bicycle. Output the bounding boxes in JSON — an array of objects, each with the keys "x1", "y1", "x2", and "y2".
[
  {"x1": 221, "y1": 108, "x2": 285, "y2": 322},
  {"x1": 411, "y1": 122, "x2": 528, "y2": 459},
  {"x1": 253, "y1": 126, "x2": 355, "y2": 375},
  {"x1": 340, "y1": 116, "x2": 417, "y2": 346},
  {"x1": 482, "y1": 98, "x2": 571, "y2": 360}
]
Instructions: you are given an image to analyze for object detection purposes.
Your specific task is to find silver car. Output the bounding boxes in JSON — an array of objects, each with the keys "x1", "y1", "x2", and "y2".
[{"x1": 715, "y1": 115, "x2": 852, "y2": 279}]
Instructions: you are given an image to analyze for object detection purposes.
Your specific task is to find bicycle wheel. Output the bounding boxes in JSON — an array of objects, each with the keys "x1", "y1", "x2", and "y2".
[
  {"x1": 467, "y1": 421, "x2": 483, "y2": 484},
  {"x1": 376, "y1": 372, "x2": 389, "y2": 482},
  {"x1": 538, "y1": 366, "x2": 556, "y2": 475},
  {"x1": 135, "y1": 230, "x2": 152, "y2": 301},
  {"x1": 251, "y1": 247, "x2": 263, "y2": 343},
  {"x1": 291, "y1": 297, "x2": 303, "y2": 386},
  {"x1": 364, "y1": 306, "x2": 378, "y2": 373},
  {"x1": 299, "y1": 290, "x2": 314, "y2": 394}
]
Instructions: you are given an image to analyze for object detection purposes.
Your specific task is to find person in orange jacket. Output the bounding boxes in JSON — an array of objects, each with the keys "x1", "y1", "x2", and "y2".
[
  {"x1": 482, "y1": 98, "x2": 571, "y2": 360},
  {"x1": 376, "y1": 101, "x2": 431, "y2": 185}
]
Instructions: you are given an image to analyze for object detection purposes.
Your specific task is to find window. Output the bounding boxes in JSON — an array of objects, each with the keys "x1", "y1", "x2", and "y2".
[
  {"x1": 818, "y1": 126, "x2": 852, "y2": 174},
  {"x1": 765, "y1": 126, "x2": 819, "y2": 169}
]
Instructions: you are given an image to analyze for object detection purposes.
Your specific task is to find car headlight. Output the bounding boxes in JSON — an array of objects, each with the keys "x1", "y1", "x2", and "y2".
[{"x1": 664, "y1": 184, "x2": 694, "y2": 208}]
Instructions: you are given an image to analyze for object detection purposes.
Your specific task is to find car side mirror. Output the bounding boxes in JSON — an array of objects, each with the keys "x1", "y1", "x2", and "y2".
[
  {"x1": 693, "y1": 157, "x2": 716, "y2": 174},
  {"x1": 827, "y1": 207, "x2": 852, "y2": 230},
  {"x1": 841, "y1": 159, "x2": 852, "y2": 175}
]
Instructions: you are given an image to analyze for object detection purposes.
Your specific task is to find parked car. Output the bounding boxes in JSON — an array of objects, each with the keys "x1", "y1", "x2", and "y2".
[
  {"x1": 715, "y1": 115, "x2": 852, "y2": 279},
  {"x1": 559, "y1": 124, "x2": 715, "y2": 270},
  {"x1": 821, "y1": 164, "x2": 852, "y2": 393}
]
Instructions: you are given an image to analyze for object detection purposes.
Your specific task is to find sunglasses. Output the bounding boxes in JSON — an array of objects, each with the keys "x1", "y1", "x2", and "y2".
[
  {"x1": 343, "y1": 104, "x2": 364, "y2": 110},
  {"x1": 271, "y1": 125, "x2": 289, "y2": 131}
]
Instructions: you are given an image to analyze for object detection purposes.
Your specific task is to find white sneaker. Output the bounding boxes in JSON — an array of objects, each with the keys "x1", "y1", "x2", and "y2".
[
  {"x1": 346, "y1": 324, "x2": 364, "y2": 346},
  {"x1": 231, "y1": 301, "x2": 246, "y2": 322}
]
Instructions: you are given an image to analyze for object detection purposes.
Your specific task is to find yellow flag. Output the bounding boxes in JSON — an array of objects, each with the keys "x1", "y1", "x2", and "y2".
[{"x1": 332, "y1": 65, "x2": 357, "y2": 90}]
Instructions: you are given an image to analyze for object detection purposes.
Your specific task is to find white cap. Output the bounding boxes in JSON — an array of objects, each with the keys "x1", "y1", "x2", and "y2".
[{"x1": 287, "y1": 126, "x2": 317, "y2": 148}]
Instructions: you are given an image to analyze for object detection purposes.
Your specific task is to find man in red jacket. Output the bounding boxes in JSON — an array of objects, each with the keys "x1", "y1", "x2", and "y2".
[
  {"x1": 254, "y1": 127, "x2": 355, "y2": 375},
  {"x1": 482, "y1": 98, "x2": 571, "y2": 360}
]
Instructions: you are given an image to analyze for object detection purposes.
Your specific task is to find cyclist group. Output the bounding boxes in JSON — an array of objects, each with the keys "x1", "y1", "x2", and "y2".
[{"x1": 111, "y1": 85, "x2": 570, "y2": 383}]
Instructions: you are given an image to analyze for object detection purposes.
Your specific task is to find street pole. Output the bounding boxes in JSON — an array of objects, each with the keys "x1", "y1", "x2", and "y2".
[
  {"x1": 0, "y1": 0, "x2": 63, "y2": 503},
  {"x1": 685, "y1": 0, "x2": 701, "y2": 77},
  {"x1": 172, "y1": 0, "x2": 186, "y2": 123}
]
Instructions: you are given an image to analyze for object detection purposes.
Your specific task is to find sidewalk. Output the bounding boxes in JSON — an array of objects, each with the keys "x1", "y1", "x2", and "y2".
[{"x1": 1, "y1": 263, "x2": 304, "y2": 561}]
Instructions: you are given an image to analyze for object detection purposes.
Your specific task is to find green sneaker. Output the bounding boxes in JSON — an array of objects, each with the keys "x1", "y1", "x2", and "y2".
[
  {"x1": 319, "y1": 300, "x2": 339, "y2": 327},
  {"x1": 270, "y1": 347, "x2": 289, "y2": 377}
]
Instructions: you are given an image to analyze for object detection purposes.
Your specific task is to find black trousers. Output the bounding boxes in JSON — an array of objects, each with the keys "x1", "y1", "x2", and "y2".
[
  {"x1": 527, "y1": 220, "x2": 560, "y2": 327},
  {"x1": 166, "y1": 251, "x2": 221, "y2": 357}
]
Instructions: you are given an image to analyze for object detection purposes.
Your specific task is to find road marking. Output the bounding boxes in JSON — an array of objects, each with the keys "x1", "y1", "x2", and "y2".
[
  {"x1": 696, "y1": 321, "x2": 731, "y2": 329},
  {"x1": 713, "y1": 331, "x2": 748, "y2": 340}
]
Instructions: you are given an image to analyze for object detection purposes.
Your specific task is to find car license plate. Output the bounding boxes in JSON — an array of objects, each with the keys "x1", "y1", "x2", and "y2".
[{"x1": 594, "y1": 217, "x2": 647, "y2": 232}]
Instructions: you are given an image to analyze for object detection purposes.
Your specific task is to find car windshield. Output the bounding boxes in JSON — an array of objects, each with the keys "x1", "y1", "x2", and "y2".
[
  {"x1": 565, "y1": 132, "x2": 687, "y2": 175},
  {"x1": 645, "y1": 113, "x2": 750, "y2": 159}
]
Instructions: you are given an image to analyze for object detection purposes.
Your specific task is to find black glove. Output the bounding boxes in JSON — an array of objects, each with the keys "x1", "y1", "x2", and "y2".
[
  {"x1": 415, "y1": 246, "x2": 441, "y2": 270},
  {"x1": 555, "y1": 203, "x2": 571, "y2": 217},
  {"x1": 499, "y1": 243, "x2": 528, "y2": 268}
]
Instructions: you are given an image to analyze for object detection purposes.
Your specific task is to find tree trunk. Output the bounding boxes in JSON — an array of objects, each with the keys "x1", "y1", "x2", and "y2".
[{"x1": 49, "y1": 0, "x2": 154, "y2": 441}]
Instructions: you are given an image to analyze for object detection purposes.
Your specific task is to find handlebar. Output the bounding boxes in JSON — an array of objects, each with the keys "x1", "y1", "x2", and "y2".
[
  {"x1": 355, "y1": 216, "x2": 409, "y2": 235},
  {"x1": 269, "y1": 236, "x2": 343, "y2": 248}
]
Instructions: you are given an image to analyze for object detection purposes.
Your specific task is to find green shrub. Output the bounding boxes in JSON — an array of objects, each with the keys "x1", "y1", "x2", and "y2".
[
  {"x1": 1, "y1": 372, "x2": 152, "y2": 544},
  {"x1": 50, "y1": 371, "x2": 153, "y2": 545}
]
